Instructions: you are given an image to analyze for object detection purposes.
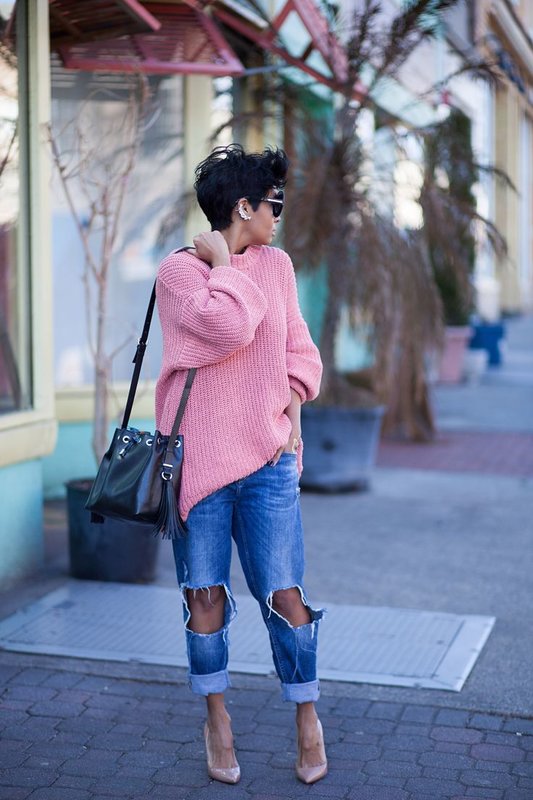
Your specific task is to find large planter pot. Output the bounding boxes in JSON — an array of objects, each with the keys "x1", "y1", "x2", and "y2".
[
  {"x1": 66, "y1": 479, "x2": 160, "y2": 583},
  {"x1": 469, "y1": 321, "x2": 505, "y2": 366},
  {"x1": 301, "y1": 405, "x2": 385, "y2": 492},
  {"x1": 438, "y1": 325, "x2": 472, "y2": 384}
]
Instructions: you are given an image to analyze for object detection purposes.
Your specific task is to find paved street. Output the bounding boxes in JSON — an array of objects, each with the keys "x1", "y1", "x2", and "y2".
[
  {"x1": 1, "y1": 315, "x2": 532, "y2": 799},
  {"x1": 1, "y1": 652, "x2": 533, "y2": 800}
]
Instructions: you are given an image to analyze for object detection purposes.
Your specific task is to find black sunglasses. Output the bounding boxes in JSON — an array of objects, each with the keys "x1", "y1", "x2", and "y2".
[{"x1": 261, "y1": 191, "x2": 284, "y2": 218}]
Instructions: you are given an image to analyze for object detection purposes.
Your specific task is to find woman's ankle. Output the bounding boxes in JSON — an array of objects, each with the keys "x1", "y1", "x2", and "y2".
[
  {"x1": 206, "y1": 699, "x2": 233, "y2": 735},
  {"x1": 207, "y1": 710, "x2": 232, "y2": 730},
  {"x1": 296, "y1": 701, "x2": 318, "y2": 726}
]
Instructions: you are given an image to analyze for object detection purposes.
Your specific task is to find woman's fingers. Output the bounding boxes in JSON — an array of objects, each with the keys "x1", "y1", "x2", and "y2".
[
  {"x1": 193, "y1": 231, "x2": 230, "y2": 267},
  {"x1": 268, "y1": 445, "x2": 285, "y2": 466},
  {"x1": 269, "y1": 438, "x2": 301, "y2": 465}
]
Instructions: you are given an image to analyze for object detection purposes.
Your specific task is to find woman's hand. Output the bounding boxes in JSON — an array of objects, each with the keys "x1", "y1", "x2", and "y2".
[
  {"x1": 269, "y1": 433, "x2": 301, "y2": 466},
  {"x1": 193, "y1": 231, "x2": 231, "y2": 268},
  {"x1": 269, "y1": 388, "x2": 302, "y2": 466}
]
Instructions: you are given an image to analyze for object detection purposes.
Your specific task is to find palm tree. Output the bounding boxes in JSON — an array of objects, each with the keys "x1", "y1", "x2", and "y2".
[{"x1": 275, "y1": 0, "x2": 502, "y2": 440}]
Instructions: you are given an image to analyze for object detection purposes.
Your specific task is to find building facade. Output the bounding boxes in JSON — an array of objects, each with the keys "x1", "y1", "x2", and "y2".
[
  {"x1": 477, "y1": 0, "x2": 533, "y2": 314},
  {"x1": 0, "y1": 0, "x2": 55, "y2": 587},
  {"x1": 442, "y1": 0, "x2": 533, "y2": 317}
]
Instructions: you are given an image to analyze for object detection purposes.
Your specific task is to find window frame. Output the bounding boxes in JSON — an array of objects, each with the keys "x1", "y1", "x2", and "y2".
[{"x1": 0, "y1": 0, "x2": 56, "y2": 467}]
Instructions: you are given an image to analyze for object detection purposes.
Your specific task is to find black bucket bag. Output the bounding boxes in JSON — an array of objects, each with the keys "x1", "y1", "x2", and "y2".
[{"x1": 86, "y1": 253, "x2": 196, "y2": 539}]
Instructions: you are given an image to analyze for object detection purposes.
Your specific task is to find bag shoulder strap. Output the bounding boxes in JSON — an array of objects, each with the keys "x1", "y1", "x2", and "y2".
[
  {"x1": 121, "y1": 246, "x2": 197, "y2": 430},
  {"x1": 163, "y1": 366, "x2": 196, "y2": 464}
]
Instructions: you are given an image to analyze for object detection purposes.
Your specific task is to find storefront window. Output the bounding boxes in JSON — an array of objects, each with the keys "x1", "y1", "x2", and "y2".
[
  {"x1": 50, "y1": 68, "x2": 185, "y2": 388},
  {"x1": 0, "y1": 0, "x2": 31, "y2": 414}
]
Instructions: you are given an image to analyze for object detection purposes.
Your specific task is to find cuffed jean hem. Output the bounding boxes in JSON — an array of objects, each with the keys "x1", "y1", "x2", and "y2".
[
  {"x1": 281, "y1": 679, "x2": 320, "y2": 703},
  {"x1": 189, "y1": 668, "x2": 231, "y2": 696}
]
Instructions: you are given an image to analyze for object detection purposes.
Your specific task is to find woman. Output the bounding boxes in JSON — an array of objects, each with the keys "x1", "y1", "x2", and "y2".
[{"x1": 155, "y1": 143, "x2": 325, "y2": 785}]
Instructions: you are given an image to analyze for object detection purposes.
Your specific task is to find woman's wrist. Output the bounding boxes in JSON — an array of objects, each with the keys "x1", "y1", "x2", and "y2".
[
  {"x1": 290, "y1": 434, "x2": 301, "y2": 453},
  {"x1": 284, "y1": 431, "x2": 301, "y2": 453}
]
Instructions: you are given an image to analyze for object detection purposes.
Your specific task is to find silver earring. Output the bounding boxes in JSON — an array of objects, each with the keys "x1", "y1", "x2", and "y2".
[{"x1": 238, "y1": 205, "x2": 251, "y2": 221}]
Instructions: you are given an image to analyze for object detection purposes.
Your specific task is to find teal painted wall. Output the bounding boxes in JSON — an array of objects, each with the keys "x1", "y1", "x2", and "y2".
[
  {"x1": 43, "y1": 417, "x2": 155, "y2": 499},
  {"x1": 297, "y1": 266, "x2": 327, "y2": 345},
  {"x1": 287, "y1": 85, "x2": 374, "y2": 375},
  {"x1": 296, "y1": 268, "x2": 373, "y2": 373},
  {"x1": 336, "y1": 318, "x2": 375, "y2": 372},
  {"x1": 1, "y1": 460, "x2": 44, "y2": 588}
]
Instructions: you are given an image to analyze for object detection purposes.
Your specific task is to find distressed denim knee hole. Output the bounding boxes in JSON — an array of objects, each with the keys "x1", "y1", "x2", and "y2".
[
  {"x1": 179, "y1": 583, "x2": 237, "y2": 632},
  {"x1": 266, "y1": 585, "x2": 323, "y2": 629}
]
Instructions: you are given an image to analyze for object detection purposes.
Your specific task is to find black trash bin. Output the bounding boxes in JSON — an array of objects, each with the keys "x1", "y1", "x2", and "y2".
[{"x1": 66, "y1": 479, "x2": 160, "y2": 583}]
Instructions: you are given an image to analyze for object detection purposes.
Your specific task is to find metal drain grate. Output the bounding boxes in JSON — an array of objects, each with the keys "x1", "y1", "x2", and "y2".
[{"x1": 0, "y1": 581, "x2": 494, "y2": 691}]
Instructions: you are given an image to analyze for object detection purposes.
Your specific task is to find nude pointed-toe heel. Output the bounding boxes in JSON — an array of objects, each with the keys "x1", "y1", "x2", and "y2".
[
  {"x1": 204, "y1": 723, "x2": 241, "y2": 785},
  {"x1": 295, "y1": 719, "x2": 328, "y2": 785}
]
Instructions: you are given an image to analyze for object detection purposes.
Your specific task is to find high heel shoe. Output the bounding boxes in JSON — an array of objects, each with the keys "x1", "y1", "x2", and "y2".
[
  {"x1": 295, "y1": 718, "x2": 328, "y2": 784},
  {"x1": 204, "y1": 722, "x2": 241, "y2": 784}
]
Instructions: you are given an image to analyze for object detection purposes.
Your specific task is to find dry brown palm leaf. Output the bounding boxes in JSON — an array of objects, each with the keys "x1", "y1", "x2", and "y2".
[{"x1": 419, "y1": 181, "x2": 474, "y2": 295}]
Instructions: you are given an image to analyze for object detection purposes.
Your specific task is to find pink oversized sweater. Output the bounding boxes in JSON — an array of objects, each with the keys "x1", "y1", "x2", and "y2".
[{"x1": 155, "y1": 245, "x2": 322, "y2": 520}]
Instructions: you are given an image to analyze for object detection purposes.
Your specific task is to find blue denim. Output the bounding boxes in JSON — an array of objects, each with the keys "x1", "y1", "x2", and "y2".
[{"x1": 172, "y1": 453, "x2": 323, "y2": 702}]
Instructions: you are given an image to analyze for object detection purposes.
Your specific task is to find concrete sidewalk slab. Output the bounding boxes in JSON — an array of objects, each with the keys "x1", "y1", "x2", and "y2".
[
  {"x1": 0, "y1": 580, "x2": 495, "y2": 692},
  {"x1": 433, "y1": 382, "x2": 533, "y2": 432},
  {"x1": 433, "y1": 314, "x2": 533, "y2": 433}
]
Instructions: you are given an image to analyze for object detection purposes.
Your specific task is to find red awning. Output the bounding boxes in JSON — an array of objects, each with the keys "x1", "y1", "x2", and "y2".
[
  {"x1": 2, "y1": 0, "x2": 161, "y2": 51},
  {"x1": 187, "y1": 0, "x2": 348, "y2": 90},
  {"x1": 56, "y1": 2, "x2": 244, "y2": 76},
  {"x1": 49, "y1": 0, "x2": 162, "y2": 45},
  {"x1": 49, "y1": 0, "x2": 161, "y2": 47}
]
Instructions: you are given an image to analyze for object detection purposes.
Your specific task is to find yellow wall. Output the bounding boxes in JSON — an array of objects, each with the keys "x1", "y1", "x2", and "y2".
[
  {"x1": 184, "y1": 75, "x2": 213, "y2": 240},
  {"x1": 484, "y1": 0, "x2": 533, "y2": 314},
  {"x1": 494, "y1": 85, "x2": 522, "y2": 312},
  {"x1": 514, "y1": 1, "x2": 533, "y2": 31}
]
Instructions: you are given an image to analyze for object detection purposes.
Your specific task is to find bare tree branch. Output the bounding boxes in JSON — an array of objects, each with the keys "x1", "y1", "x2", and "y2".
[{"x1": 49, "y1": 76, "x2": 149, "y2": 463}]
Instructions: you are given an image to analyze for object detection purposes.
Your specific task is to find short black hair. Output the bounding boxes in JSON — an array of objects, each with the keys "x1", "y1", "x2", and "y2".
[{"x1": 194, "y1": 143, "x2": 289, "y2": 230}]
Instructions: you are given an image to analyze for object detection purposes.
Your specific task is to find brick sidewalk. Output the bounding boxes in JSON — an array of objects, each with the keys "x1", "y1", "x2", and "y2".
[
  {"x1": 1, "y1": 658, "x2": 533, "y2": 800},
  {"x1": 377, "y1": 431, "x2": 533, "y2": 477}
]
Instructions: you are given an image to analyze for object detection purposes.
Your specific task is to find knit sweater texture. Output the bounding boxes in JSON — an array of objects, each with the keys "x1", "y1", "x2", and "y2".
[{"x1": 155, "y1": 244, "x2": 322, "y2": 520}]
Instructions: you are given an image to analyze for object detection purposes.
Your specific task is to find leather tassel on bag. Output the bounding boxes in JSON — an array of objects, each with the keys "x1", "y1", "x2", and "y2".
[{"x1": 154, "y1": 478, "x2": 188, "y2": 539}]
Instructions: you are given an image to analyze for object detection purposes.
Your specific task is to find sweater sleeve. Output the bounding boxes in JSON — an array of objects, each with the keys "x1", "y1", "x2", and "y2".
[
  {"x1": 285, "y1": 255, "x2": 323, "y2": 402},
  {"x1": 158, "y1": 257, "x2": 267, "y2": 368}
]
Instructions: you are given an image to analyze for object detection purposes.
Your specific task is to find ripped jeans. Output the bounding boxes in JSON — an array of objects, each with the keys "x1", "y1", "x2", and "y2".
[{"x1": 171, "y1": 453, "x2": 323, "y2": 703}]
